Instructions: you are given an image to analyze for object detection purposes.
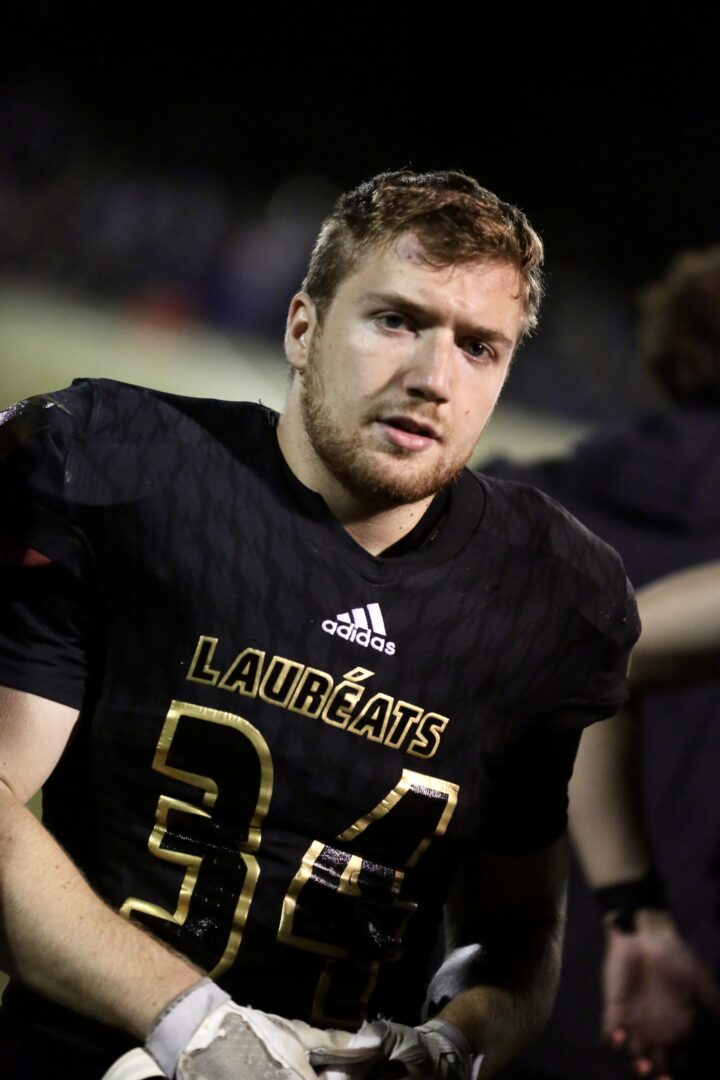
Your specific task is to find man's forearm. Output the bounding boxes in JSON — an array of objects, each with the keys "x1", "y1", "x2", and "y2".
[
  {"x1": 435, "y1": 915, "x2": 565, "y2": 1076},
  {"x1": 568, "y1": 708, "x2": 651, "y2": 887},
  {"x1": 0, "y1": 784, "x2": 201, "y2": 1038}
]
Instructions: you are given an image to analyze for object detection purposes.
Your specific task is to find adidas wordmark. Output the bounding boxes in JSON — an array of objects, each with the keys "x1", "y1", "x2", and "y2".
[{"x1": 322, "y1": 602, "x2": 396, "y2": 656}]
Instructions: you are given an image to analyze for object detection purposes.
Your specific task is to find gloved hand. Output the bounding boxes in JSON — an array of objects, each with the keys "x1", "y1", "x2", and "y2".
[
  {"x1": 310, "y1": 1017, "x2": 475, "y2": 1079},
  {"x1": 175, "y1": 1004, "x2": 383, "y2": 1080},
  {"x1": 100, "y1": 978, "x2": 386, "y2": 1080}
]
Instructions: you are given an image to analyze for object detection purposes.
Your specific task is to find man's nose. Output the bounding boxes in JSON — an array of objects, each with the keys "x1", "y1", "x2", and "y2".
[{"x1": 403, "y1": 332, "x2": 453, "y2": 403}]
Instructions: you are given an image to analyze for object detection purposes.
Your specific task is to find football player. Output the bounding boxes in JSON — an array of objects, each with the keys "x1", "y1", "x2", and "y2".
[{"x1": 0, "y1": 170, "x2": 639, "y2": 1078}]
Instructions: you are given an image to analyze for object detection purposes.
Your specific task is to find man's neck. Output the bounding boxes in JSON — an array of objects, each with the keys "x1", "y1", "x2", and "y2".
[
  {"x1": 276, "y1": 410, "x2": 433, "y2": 557},
  {"x1": 334, "y1": 499, "x2": 435, "y2": 557}
]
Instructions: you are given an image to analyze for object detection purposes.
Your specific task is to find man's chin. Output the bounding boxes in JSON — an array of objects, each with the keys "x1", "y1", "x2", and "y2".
[
  {"x1": 301, "y1": 399, "x2": 464, "y2": 505},
  {"x1": 339, "y1": 452, "x2": 461, "y2": 505}
]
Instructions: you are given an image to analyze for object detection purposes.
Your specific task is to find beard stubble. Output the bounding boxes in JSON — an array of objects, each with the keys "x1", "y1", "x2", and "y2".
[{"x1": 299, "y1": 338, "x2": 472, "y2": 506}]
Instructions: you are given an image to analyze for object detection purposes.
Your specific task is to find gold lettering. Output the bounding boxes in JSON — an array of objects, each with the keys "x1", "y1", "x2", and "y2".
[
  {"x1": 343, "y1": 667, "x2": 374, "y2": 683},
  {"x1": 407, "y1": 713, "x2": 449, "y2": 759},
  {"x1": 121, "y1": 701, "x2": 273, "y2": 980},
  {"x1": 279, "y1": 768, "x2": 458, "y2": 1028},
  {"x1": 186, "y1": 636, "x2": 221, "y2": 686},
  {"x1": 322, "y1": 680, "x2": 365, "y2": 729},
  {"x1": 218, "y1": 648, "x2": 265, "y2": 697},
  {"x1": 347, "y1": 693, "x2": 393, "y2": 742},
  {"x1": 259, "y1": 656, "x2": 304, "y2": 707},
  {"x1": 383, "y1": 700, "x2": 424, "y2": 750},
  {"x1": 288, "y1": 667, "x2": 334, "y2": 718},
  {"x1": 184, "y1": 640, "x2": 451, "y2": 757}
]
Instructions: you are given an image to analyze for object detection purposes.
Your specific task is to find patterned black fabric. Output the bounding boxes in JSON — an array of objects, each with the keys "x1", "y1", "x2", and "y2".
[{"x1": 0, "y1": 379, "x2": 639, "y2": 1066}]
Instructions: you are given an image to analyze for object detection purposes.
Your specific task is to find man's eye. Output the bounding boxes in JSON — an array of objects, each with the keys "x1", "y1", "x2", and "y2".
[
  {"x1": 378, "y1": 312, "x2": 411, "y2": 331},
  {"x1": 464, "y1": 340, "x2": 492, "y2": 361}
]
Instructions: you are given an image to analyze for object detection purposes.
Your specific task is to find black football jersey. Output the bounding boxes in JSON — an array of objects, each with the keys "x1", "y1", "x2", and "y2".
[{"x1": 0, "y1": 379, "x2": 639, "y2": 1061}]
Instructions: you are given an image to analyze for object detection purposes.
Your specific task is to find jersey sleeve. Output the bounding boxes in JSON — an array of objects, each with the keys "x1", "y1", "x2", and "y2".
[
  {"x1": 551, "y1": 569, "x2": 640, "y2": 729},
  {"x1": 480, "y1": 461, "x2": 642, "y2": 727},
  {"x1": 0, "y1": 384, "x2": 97, "y2": 708},
  {"x1": 476, "y1": 512, "x2": 641, "y2": 855},
  {"x1": 476, "y1": 723, "x2": 581, "y2": 855}
]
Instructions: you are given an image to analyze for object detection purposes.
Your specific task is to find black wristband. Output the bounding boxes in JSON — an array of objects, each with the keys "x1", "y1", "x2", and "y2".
[{"x1": 593, "y1": 867, "x2": 668, "y2": 932}]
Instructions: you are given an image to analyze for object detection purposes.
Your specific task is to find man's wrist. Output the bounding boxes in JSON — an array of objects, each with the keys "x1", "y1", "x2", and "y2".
[
  {"x1": 417, "y1": 1017, "x2": 473, "y2": 1059},
  {"x1": 145, "y1": 977, "x2": 230, "y2": 1077},
  {"x1": 593, "y1": 866, "x2": 668, "y2": 933},
  {"x1": 435, "y1": 989, "x2": 507, "y2": 1055},
  {"x1": 416, "y1": 1017, "x2": 476, "y2": 1078}
]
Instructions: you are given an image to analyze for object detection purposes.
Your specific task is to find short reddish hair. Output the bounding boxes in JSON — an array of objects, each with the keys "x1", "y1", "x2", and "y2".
[{"x1": 302, "y1": 169, "x2": 545, "y2": 337}]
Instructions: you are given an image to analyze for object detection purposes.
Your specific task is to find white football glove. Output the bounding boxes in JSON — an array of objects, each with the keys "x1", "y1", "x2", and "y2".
[
  {"x1": 309, "y1": 1017, "x2": 475, "y2": 1079},
  {"x1": 100, "y1": 978, "x2": 386, "y2": 1080},
  {"x1": 101, "y1": 1048, "x2": 165, "y2": 1079}
]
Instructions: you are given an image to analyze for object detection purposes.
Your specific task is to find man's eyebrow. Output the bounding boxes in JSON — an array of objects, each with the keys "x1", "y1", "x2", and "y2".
[
  {"x1": 362, "y1": 291, "x2": 515, "y2": 349},
  {"x1": 363, "y1": 291, "x2": 435, "y2": 319}
]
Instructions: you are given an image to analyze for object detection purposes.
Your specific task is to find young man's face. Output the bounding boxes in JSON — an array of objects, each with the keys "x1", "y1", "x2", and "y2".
[{"x1": 288, "y1": 234, "x2": 525, "y2": 506}]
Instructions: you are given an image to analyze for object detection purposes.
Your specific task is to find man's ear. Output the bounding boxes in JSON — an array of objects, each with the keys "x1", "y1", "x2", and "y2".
[{"x1": 285, "y1": 293, "x2": 318, "y2": 373}]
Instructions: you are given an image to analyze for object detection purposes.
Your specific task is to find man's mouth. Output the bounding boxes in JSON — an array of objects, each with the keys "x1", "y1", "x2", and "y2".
[{"x1": 376, "y1": 414, "x2": 441, "y2": 451}]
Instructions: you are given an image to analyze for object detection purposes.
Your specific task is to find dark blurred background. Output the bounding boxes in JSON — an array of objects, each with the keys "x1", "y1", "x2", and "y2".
[{"x1": 2, "y1": 7, "x2": 719, "y2": 431}]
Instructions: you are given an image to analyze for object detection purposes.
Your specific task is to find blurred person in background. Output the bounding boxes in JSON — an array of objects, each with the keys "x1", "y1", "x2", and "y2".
[
  {"x1": 569, "y1": 557, "x2": 720, "y2": 1080},
  {"x1": 486, "y1": 244, "x2": 720, "y2": 1079},
  {"x1": 0, "y1": 170, "x2": 640, "y2": 1079}
]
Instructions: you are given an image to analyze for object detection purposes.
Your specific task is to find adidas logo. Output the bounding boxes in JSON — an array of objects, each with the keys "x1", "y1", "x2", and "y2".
[{"x1": 322, "y1": 602, "x2": 396, "y2": 656}]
